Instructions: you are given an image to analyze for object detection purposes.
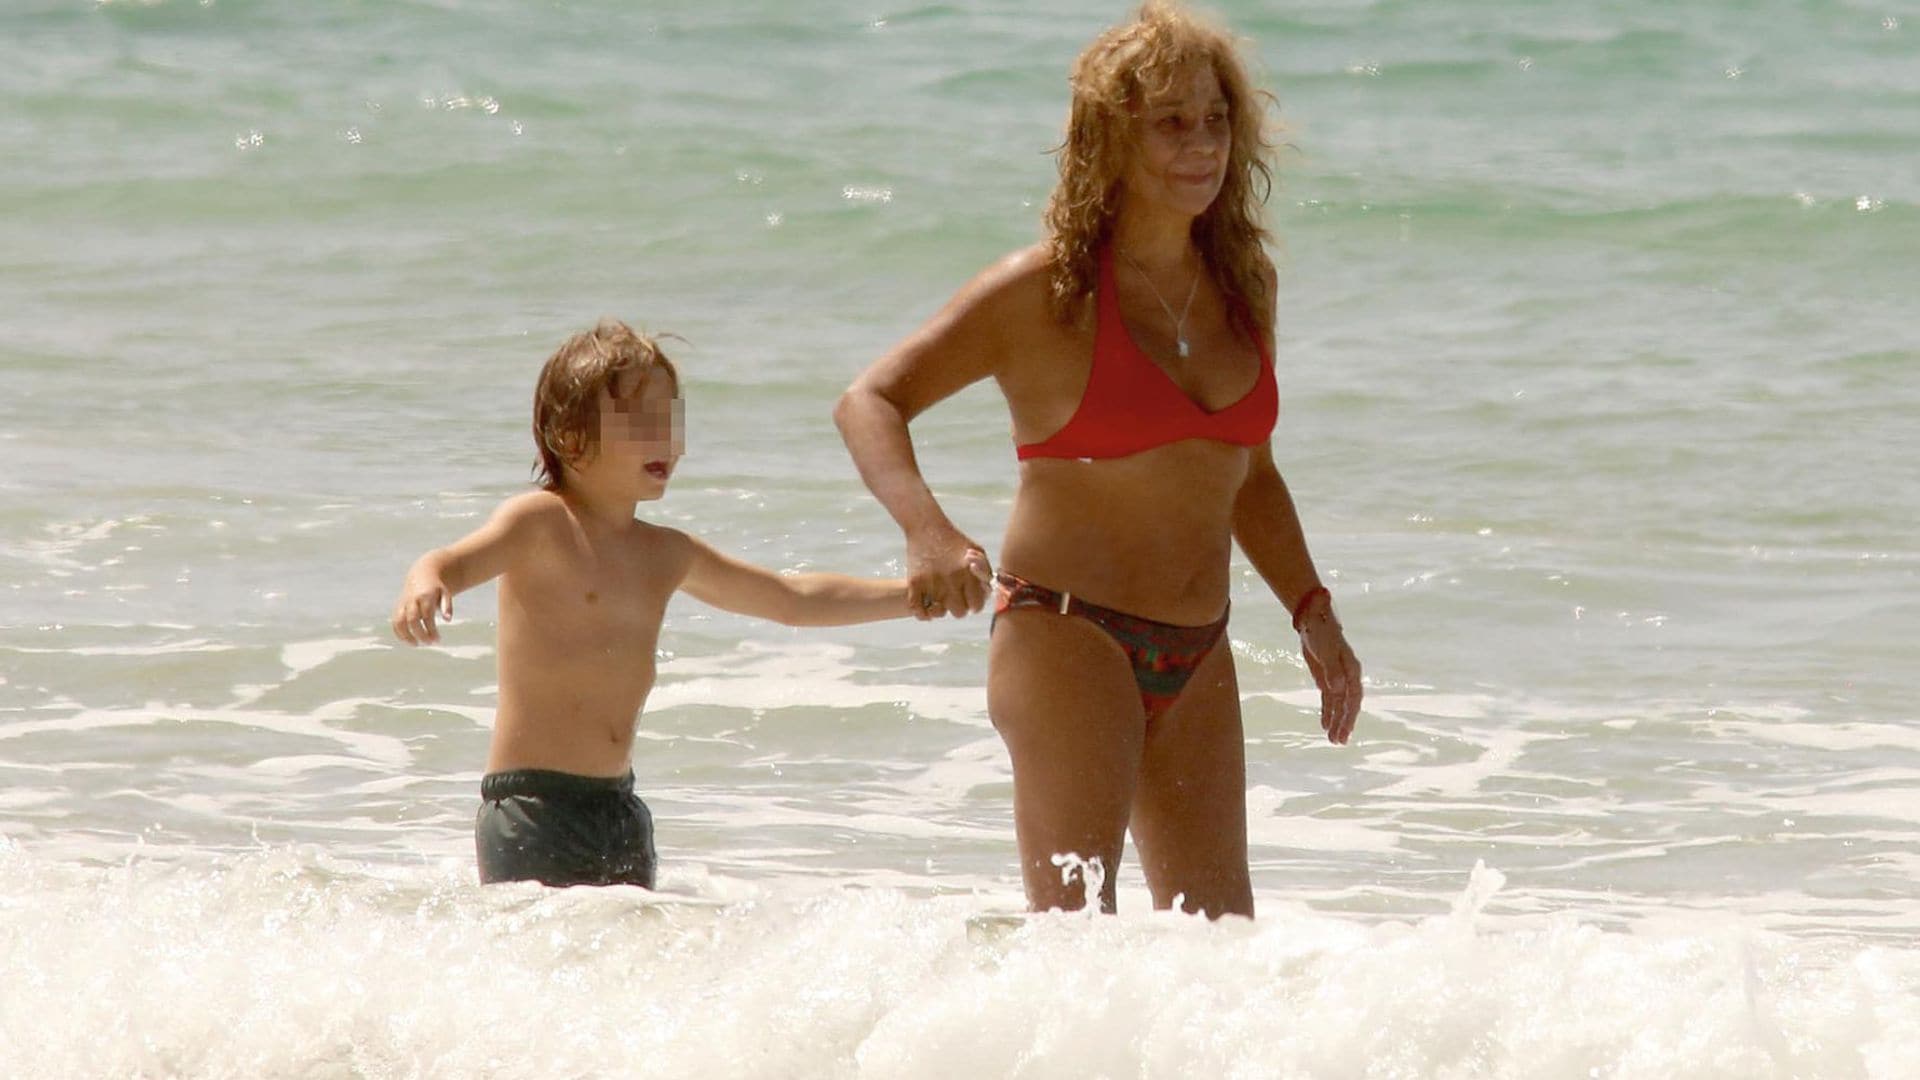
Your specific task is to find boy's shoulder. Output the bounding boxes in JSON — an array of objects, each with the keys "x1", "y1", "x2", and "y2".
[
  {"x1": 495, "y1": 491, "x2": 705, "y2": 558},
  {"x1": 492, "y1": 489, "x2": 574, "y2": 531},
  {"x1": 628, "y1": 515, "x2": 696, "y2": 556},
  {"x1": 497, "y1": 490, "x2": 684, "y2": 544}
]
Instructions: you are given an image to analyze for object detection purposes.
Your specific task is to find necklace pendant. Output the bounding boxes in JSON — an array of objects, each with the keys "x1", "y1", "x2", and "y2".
[{"x1": 1177, "y1": 338, "x2": 1190, "y2": 358}]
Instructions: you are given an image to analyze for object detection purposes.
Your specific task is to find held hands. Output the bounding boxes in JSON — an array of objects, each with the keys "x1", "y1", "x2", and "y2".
[
  {"x1": 392, "y1": 566, "x2": 454, "y2": 645},
  {"x1": 1296, "y1": 591, "x2": 1362, "y2": 744},
  {"x1": 905, "y1": 527, "x2": 993, "y2": 621}
]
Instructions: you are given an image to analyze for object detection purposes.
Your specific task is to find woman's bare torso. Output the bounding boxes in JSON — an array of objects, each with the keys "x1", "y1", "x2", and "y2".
[{"x1": 990, "y1": 245, "x2": 1267, "y2": 625}]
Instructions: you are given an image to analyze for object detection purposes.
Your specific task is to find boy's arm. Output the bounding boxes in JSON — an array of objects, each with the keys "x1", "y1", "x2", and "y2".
[
  {"x1": 391, "y1": 493, "x2": 545, "y2": 645},
  {"x1": 675, "y1": 533, "x2": 913, "y2": 627}
]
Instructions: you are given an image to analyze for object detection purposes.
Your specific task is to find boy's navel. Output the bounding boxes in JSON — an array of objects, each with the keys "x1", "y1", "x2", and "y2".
[{"x1": 585, "y1": 591, "x2": 598, "y2": 604}]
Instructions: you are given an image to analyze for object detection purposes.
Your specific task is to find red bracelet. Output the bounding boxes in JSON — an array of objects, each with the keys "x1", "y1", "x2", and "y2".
[{"x1": 1290, "y1": 585, "x2": 1331, "y2": 631}]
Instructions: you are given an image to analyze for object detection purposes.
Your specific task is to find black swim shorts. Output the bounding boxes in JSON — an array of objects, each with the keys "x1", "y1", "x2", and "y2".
[{"x1": 475, "y1": 768, "x2": 657, "y2": 888}]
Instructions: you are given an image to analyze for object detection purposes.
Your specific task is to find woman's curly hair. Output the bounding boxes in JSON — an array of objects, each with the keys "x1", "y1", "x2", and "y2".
[{"x1": 1043, "y1": 1, "x2": 1279, "y2": 336}]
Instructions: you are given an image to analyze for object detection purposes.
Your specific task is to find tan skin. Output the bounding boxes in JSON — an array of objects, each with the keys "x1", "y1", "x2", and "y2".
[
  {"x1": 836, "y1": 63, "x2": 1363, "y2": 917},
  {"x1": 393, "y1": 367, "x2": 912, "y2": 778}
]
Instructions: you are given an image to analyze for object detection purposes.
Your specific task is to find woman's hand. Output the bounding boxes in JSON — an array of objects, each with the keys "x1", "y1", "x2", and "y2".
[
  {"x1": 905, "y1": 526, "x2": 993, "y2": 620},
  {"x1": 1297, "y1": 598, "x2": 1362, "y2": 744}
]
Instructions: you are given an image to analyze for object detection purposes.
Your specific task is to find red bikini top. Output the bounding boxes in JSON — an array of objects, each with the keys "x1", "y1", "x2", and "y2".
[{"x1": 1016, "y1": 248, "x2": 1278, "y2": 462}]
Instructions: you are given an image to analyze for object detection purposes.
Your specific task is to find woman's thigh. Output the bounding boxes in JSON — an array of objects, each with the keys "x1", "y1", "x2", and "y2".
[
  {"x1": 1129, "y1": 638, "x2": 1255, "y2": 918},
  {"x1": 987, "y1": 610, "x2": 1148, "y2": 912}
]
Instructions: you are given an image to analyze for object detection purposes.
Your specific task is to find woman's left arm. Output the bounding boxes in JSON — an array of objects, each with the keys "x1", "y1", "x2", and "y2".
[
  {"x1": 1233, "y1": 258, "x2": 1361, "y2": 741},
  {"x1": 1231, "y1": 444, "x2": 1362, "y2": 744}
]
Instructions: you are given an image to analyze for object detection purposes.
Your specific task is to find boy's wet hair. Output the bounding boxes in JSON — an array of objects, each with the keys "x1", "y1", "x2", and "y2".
[{"x1": 531, "y1": 318, "x2": 680, "y2": 491}]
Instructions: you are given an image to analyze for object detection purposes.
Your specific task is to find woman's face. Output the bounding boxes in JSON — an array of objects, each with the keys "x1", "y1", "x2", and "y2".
[{"x1": 1124, "y1": 61, "x2": 1231, "y2": 219}]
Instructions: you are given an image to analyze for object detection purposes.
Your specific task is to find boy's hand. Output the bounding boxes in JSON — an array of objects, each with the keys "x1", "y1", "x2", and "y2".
[{"x1": 392, "y1": 571, "x2": 454, "y2": 645}]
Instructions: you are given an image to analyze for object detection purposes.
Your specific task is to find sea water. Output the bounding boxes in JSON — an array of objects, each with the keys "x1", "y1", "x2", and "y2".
[{"x1": 2, "y1": 0, "x2": 1917, "y2": 1076}]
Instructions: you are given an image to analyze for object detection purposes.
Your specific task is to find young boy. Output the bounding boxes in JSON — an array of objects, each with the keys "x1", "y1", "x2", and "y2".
[{"x1": 391, "y1": 318, "x2": 929, "y2": 889}]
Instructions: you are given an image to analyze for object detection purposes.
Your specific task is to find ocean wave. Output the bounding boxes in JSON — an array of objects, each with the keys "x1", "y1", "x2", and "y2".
[{"x1": 1, "y1": 847, "x2": 1914, "y2": 1078}]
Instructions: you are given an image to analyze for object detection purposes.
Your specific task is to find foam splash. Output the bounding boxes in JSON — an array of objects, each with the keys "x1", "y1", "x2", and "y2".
[
  {"x1": 1048, "y1": 850, "x2": 1109, "y2": 911},
  {"x1": 1, "y1": 844, "x2": 1915, "y2": 1079}
]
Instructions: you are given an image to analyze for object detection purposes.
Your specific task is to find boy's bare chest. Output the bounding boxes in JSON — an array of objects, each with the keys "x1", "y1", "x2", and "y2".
[{"x1": 515, "y1": 536, "x2": 673, "y2": 646}]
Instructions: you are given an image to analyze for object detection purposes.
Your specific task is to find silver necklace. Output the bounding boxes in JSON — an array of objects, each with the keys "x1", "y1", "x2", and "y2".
[{"x1": 1117, "y1": 248, "x2": 1200, "y2": 358}]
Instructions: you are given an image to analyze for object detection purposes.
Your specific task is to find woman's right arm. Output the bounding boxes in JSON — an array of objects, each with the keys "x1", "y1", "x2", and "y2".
[{"x1": 833, "y1": 252, "x2": 1028, "y2": 619}]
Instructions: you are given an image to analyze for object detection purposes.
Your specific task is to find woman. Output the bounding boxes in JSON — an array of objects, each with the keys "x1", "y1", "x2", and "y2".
[{"x1": 835, "y1": 1, "x2": 1361, "y2": 918}]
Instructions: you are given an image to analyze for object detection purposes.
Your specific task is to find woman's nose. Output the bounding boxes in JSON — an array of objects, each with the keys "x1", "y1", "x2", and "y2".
[{"x1": 1184, "y1": 124, "x2": 1223, "y2": 155}]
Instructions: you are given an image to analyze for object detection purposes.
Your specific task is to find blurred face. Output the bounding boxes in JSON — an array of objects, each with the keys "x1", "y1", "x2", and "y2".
[
  {"x1": 1124, "y1": 62, "x2": 1230, "y2": 218},
  {"x1": 590, "y1": 365, "x2": 684, "y2": 499}
]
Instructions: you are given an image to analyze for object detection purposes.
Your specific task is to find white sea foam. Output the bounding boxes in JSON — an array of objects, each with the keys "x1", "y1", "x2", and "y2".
[
  {"x1": 0, "y1": 847, "x2": 1914, "y2": 1079},
  {"x1": 652, "y1": 640, "x2": 989, "y2": 727},
  {"x1": 280, "y1": 636, "x2": 388, "y2": 678},
  {"x1": 0, "y1": 703, "x2": 415, "y2": 766},
  {"x1": 7, "y1": 0, "x2": 1920, "y2": 1072},
  {"x1": 5, "y1": 637, "x2": 235, "y2": 657}
]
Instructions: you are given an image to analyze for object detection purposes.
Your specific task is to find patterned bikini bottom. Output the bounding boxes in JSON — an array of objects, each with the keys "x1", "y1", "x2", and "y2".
[{"x1": 991, "y1": 570, "x2": 1228, "y2": 719}]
